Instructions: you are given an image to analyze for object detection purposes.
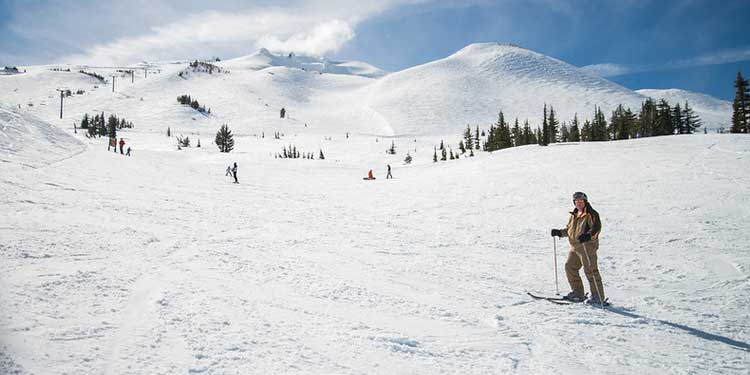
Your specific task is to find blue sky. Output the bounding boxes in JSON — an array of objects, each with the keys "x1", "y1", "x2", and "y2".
[{"x1": 2, "y1": 0, "x2": 749, "y2": 99}]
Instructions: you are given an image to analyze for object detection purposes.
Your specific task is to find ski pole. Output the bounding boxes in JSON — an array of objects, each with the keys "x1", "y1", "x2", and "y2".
[
  {"x1": 553, "y1": 237, "x2": 559, "y2": 295},
  {"x1": 581, "y1": 242, "x2": 604, "y2": 308}
]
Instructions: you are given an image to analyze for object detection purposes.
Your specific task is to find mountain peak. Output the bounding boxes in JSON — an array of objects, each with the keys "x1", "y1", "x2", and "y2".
[{"x1": 221, "y1": 49, "x2": 387, "y2": 78}]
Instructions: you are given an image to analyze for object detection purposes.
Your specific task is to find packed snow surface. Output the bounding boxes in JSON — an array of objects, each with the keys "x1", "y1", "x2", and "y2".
[{"x1": 1, "y1": 44, "x2": 748, "y2": 374}]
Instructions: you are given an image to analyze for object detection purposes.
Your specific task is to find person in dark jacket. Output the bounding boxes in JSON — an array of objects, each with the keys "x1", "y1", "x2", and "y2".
[
  {"x1": 551, "y1": 192, "x2": 605, "y2": 304},
  {"x1": 231, "y1": 162, "x2": 238, "y2": 183}
]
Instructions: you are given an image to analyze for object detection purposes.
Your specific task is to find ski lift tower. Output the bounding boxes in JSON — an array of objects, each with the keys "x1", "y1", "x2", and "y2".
[{"x1": 55, "y1": 87, "x2": 69, "y2": 119}]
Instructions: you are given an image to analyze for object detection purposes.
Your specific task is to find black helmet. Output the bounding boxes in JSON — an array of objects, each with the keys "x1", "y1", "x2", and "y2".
[{"x1": 572, "y1": 192, "x2": 588, "y2": 202}]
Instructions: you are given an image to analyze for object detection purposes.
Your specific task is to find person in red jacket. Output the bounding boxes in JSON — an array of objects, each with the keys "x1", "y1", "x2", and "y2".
[{"x1": 119, "y1": 138, "x2": 125, "y2": 154}]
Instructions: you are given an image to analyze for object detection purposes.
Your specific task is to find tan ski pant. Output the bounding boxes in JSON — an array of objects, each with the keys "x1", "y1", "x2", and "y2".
[{"x1": 565, "y1": 243, "x2": 605, "y2": 299}]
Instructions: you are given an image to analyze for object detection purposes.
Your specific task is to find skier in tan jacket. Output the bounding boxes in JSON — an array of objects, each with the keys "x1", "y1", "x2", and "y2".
[{"x1": 551, "y1": 192, "x2": 606, "y2": 304}]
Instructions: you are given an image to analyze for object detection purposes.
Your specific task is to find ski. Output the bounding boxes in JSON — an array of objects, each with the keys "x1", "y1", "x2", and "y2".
[{"x1": 526, "y1": 292, "x2": 577, "y2": 304}]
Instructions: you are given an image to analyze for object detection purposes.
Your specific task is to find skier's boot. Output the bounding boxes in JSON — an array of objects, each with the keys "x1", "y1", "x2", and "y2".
[
  {"x1": 586, "y1": 294, "x2": 610, "y2": 306},
  {"x1": 562, "y1": 291, "x2": 586, "y2": 303}
]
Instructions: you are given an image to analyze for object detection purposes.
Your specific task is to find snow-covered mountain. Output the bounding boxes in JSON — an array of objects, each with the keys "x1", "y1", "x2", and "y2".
[
  {"x1": 636, "y1": 89, "x2": 733, "y2": 131},
  {"x1": 219, "y1": 48, "x2": 387, "y2": 78},
  {"x1": 367, "y1": 43, "x2": 654, "y2": 135}
]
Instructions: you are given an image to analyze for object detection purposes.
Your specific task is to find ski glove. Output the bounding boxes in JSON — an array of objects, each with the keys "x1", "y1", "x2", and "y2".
[
  {"x1": 577, "y1": 232, "x2": 592, "y2": 242},
  {"x1": 551, "y1": 229, "x2": 562, "y2": 237}
]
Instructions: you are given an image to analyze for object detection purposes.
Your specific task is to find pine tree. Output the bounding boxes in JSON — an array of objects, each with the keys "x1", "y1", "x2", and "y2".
[
  {"x1": 464, "y1": 125, "x2": 474, "y2": 150},
  {"x1": 638, "y1": 98, "x2": 657, "y2": 138},
  {"x1": 389, "y1": 140, "x2": 396, "y2": 154},
  {"x1": 522, "y1": 120, "x2": 533, "y2": 145},
  {"x1": 433, "y1": 147, "x2": 438, "y2": 162},
  {"x1": 215, "y1": 124, "x2": 234, "y2": 152},
  {"x1": 475, "y1": 125, "x2": 480, "y2": 149},
  {"x1": 197, "y1": 138, "x2": 201, "y2": 147},
  {"x1": 655, "y1": 100, "x2": 673, "y2": 136},
  {"x1": 167, "y1": 127, "x2": 171, "y2": 137},
  {"x1": 459, "y1": 140, "x2": 466, "y2": 154},
  {"x1": 548, "y1": 106, "x2": 559, "y2": 143},
  {"x1": 569, "y1": 114, "x2": 580, "y2": 142},
  {"x1": 730, "y1": 71, "x2": 749, "y2": 133},
  {"x1": 107, "y1": 114, "x2": 118, "y2": 140},
  {"x1": 541, "y1": 104, "x2": 549, "y2": 146},
  {"x1": 439, "y1": 140, "x2": 445, "y2": 150},
  {"x1": 449, "y1": 149, "x2": 454, "y2": 160},
  {"x1": 683, "y1": 101, "x2": 701, "y2": 134},
  {"x1": 319, "y1": 149, "x2": 325, "y2": 160},
  {"x1": 441, "y1": 146, "x2": 447, "y2": 161},
  {"x1": 581, "y1": 120, "x2": 592, "y2": 141},
  {"x1": 560, "y1": 122, "x2": 569, "y2": 142},
  {"x1": 590, "y1": 106, "x2": 608, "y2": 141},
  {"x1": 672, "y1": 102, "x2": 684, "y2": 134},
  {"x1": 80, "y1": 113, "x2": 90, "y2": 129}
]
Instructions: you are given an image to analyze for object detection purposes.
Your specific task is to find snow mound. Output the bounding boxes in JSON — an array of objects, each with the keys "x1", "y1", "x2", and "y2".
[
  {"x1": 220, "y1": 49, "x2": 387, "y2": 78},
  {"x1": 366, "y1": 42, "x2": 649, "y2": 136},
  {"x1": 0, "y1": 103, "x2": 84, "y2": 168},
  {"x1": 636, "y1": 89, "x2": 732, "y2": 130}
]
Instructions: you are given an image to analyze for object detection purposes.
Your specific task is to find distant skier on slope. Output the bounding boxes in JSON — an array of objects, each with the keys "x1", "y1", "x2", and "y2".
[
  {"x1": 386, "y1": 164, "x2": 393, "y2": 179},
  {"x1": 363, "y1": 169, "x2": 375, "y2": 180},
  {"x1": 225, "y1": 165, "x2": 232, "y2": 177},
  {"x1": 551, "y1": 192, "x2": 606, "y2": 304},
  {"x1": 232, "y1": 162, "x2": 238, "y2": 183},
  {"x1": 119, "y1": 138, "x2": 125, "y2": 155}
]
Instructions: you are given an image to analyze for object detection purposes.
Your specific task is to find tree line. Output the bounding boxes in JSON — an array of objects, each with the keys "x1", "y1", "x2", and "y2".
[
  {"x1": 177, "y1": 94, "x2": 211, "y2": 115},
  {"x1": 79, "y1": 113, "x2": 133, "y2": 139}
]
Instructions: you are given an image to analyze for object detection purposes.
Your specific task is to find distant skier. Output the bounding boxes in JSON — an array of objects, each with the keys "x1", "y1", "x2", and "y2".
[
  {"x1": 119, "y1": 138, "x2": 125, "y2": 154},
  {"x1": 231, "y1": 162, "x2": 238, "y2": 183},
  {"x1": 386, "y1": 164, "x2": 393, "y2": 179},
  {"x1": 126, "y1": 147, "x2": 131, "y2": 157},
  {"x1": 363, "y1": 170, "x2": 375, "y2": 180},
  {"x1": 551, "y1": 192, "x2": 606, "y2": 304},
  {"x1": 225, "y1": 165, "x2": 232, "y2": 177}
]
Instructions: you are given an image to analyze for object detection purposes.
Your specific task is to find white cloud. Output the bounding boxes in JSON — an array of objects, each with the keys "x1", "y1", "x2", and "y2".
[
  {"x1": 47, "y1": 1, "x2": 429, "y2": 65},
  {"x1": 581, "y1": 47, "x2": 750, "y2": 77}
]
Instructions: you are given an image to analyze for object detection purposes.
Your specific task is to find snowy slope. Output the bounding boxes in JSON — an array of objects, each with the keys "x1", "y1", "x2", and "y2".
[
  {"x1": 0, "y1": 102, "x2": 84, "y2": 168},
  {"x1": 1, "y1": 117, "x2": 748, "y2": 374},
  {"x1": 637, "y1": 89, "x2": 732, "y2": 131}
]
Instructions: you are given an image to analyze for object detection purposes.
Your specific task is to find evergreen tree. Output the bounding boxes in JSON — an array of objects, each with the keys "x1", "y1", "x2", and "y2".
[
  {"x1": 609, "y1": 104, "x2": 633, "y2": 140},
  {"x1": 433, "y1": 147, "x2": 438, "y2": 162},
  {"x1": 439, "y1": 139, "x2": 445, "y2": 150},
  {"x1": 655, "y1": 100, "x2": 673, "y2": 136},
  {"x1": 569, "y1": 114, "x2": 580, "y2": 142},
  {"x1": 511, "y1": 118, "x2": 521, "y2": 147},
  {"x1": 388, "y1": 140, "x2": 396, "y2": 155},
  {"x1": 441, "y1": 146, "x2": 447, "y2": 161},
  {"x1": 672, "y1": 102, "x2": 684, "y2": 134},
  {"x1": 107, "y1": 115, "x2": 117, "y2": 140},
  {"x1": 449, "y1": 149, "x2": 454, "y2": 160},
  {"x1": 581, "y1": 119, "x2": 592, "y2": 141},
  {"x1": 730, "y1": 71, "x2": 749, "y2": 133},
  {"x1": 167, "y1": 127, "x2": 171, "y2": 137},
  {"x1": 475, "y1": 125, "x2": 480, "y2": 149},
  {"x1": 459, "y1": 140, "x2": 466, "y2": 154},
  {"x1": 560, "y1": 122, "x2": 569, "y2": 142},
  {"x1": 319, "y1": 149, "x2": 325, "y2": 160},
  {"x1": 638, "y1": 98, "x2": 657, "y2": 138},
  {"x1": 80, "y1": 113, "x2": 90, "y2": 129},
  {"x1": 463, "y1": 124, "x2": 474, "y2": 150},
  {"x1": 541, "y1": 104, "x2": 549, "y2": 146},
  {"x1": 522, "y1": 120, "x2": 533, "y2": 145},
  {"x1": 215, "y1": 124, "x2": 234, "y2": 152},
  {"x1": 548, "y1": 106, "x2": 559, "y2": 143},
  {"x1": 197, "y1": 138, "x2": 201, "y2": 148},
  {"x1": 590, "y1": 106, "x2": 608, "y2": 141},
  {"x1": 683, "y1": 101, "x2": 702, "y2": 134}
]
